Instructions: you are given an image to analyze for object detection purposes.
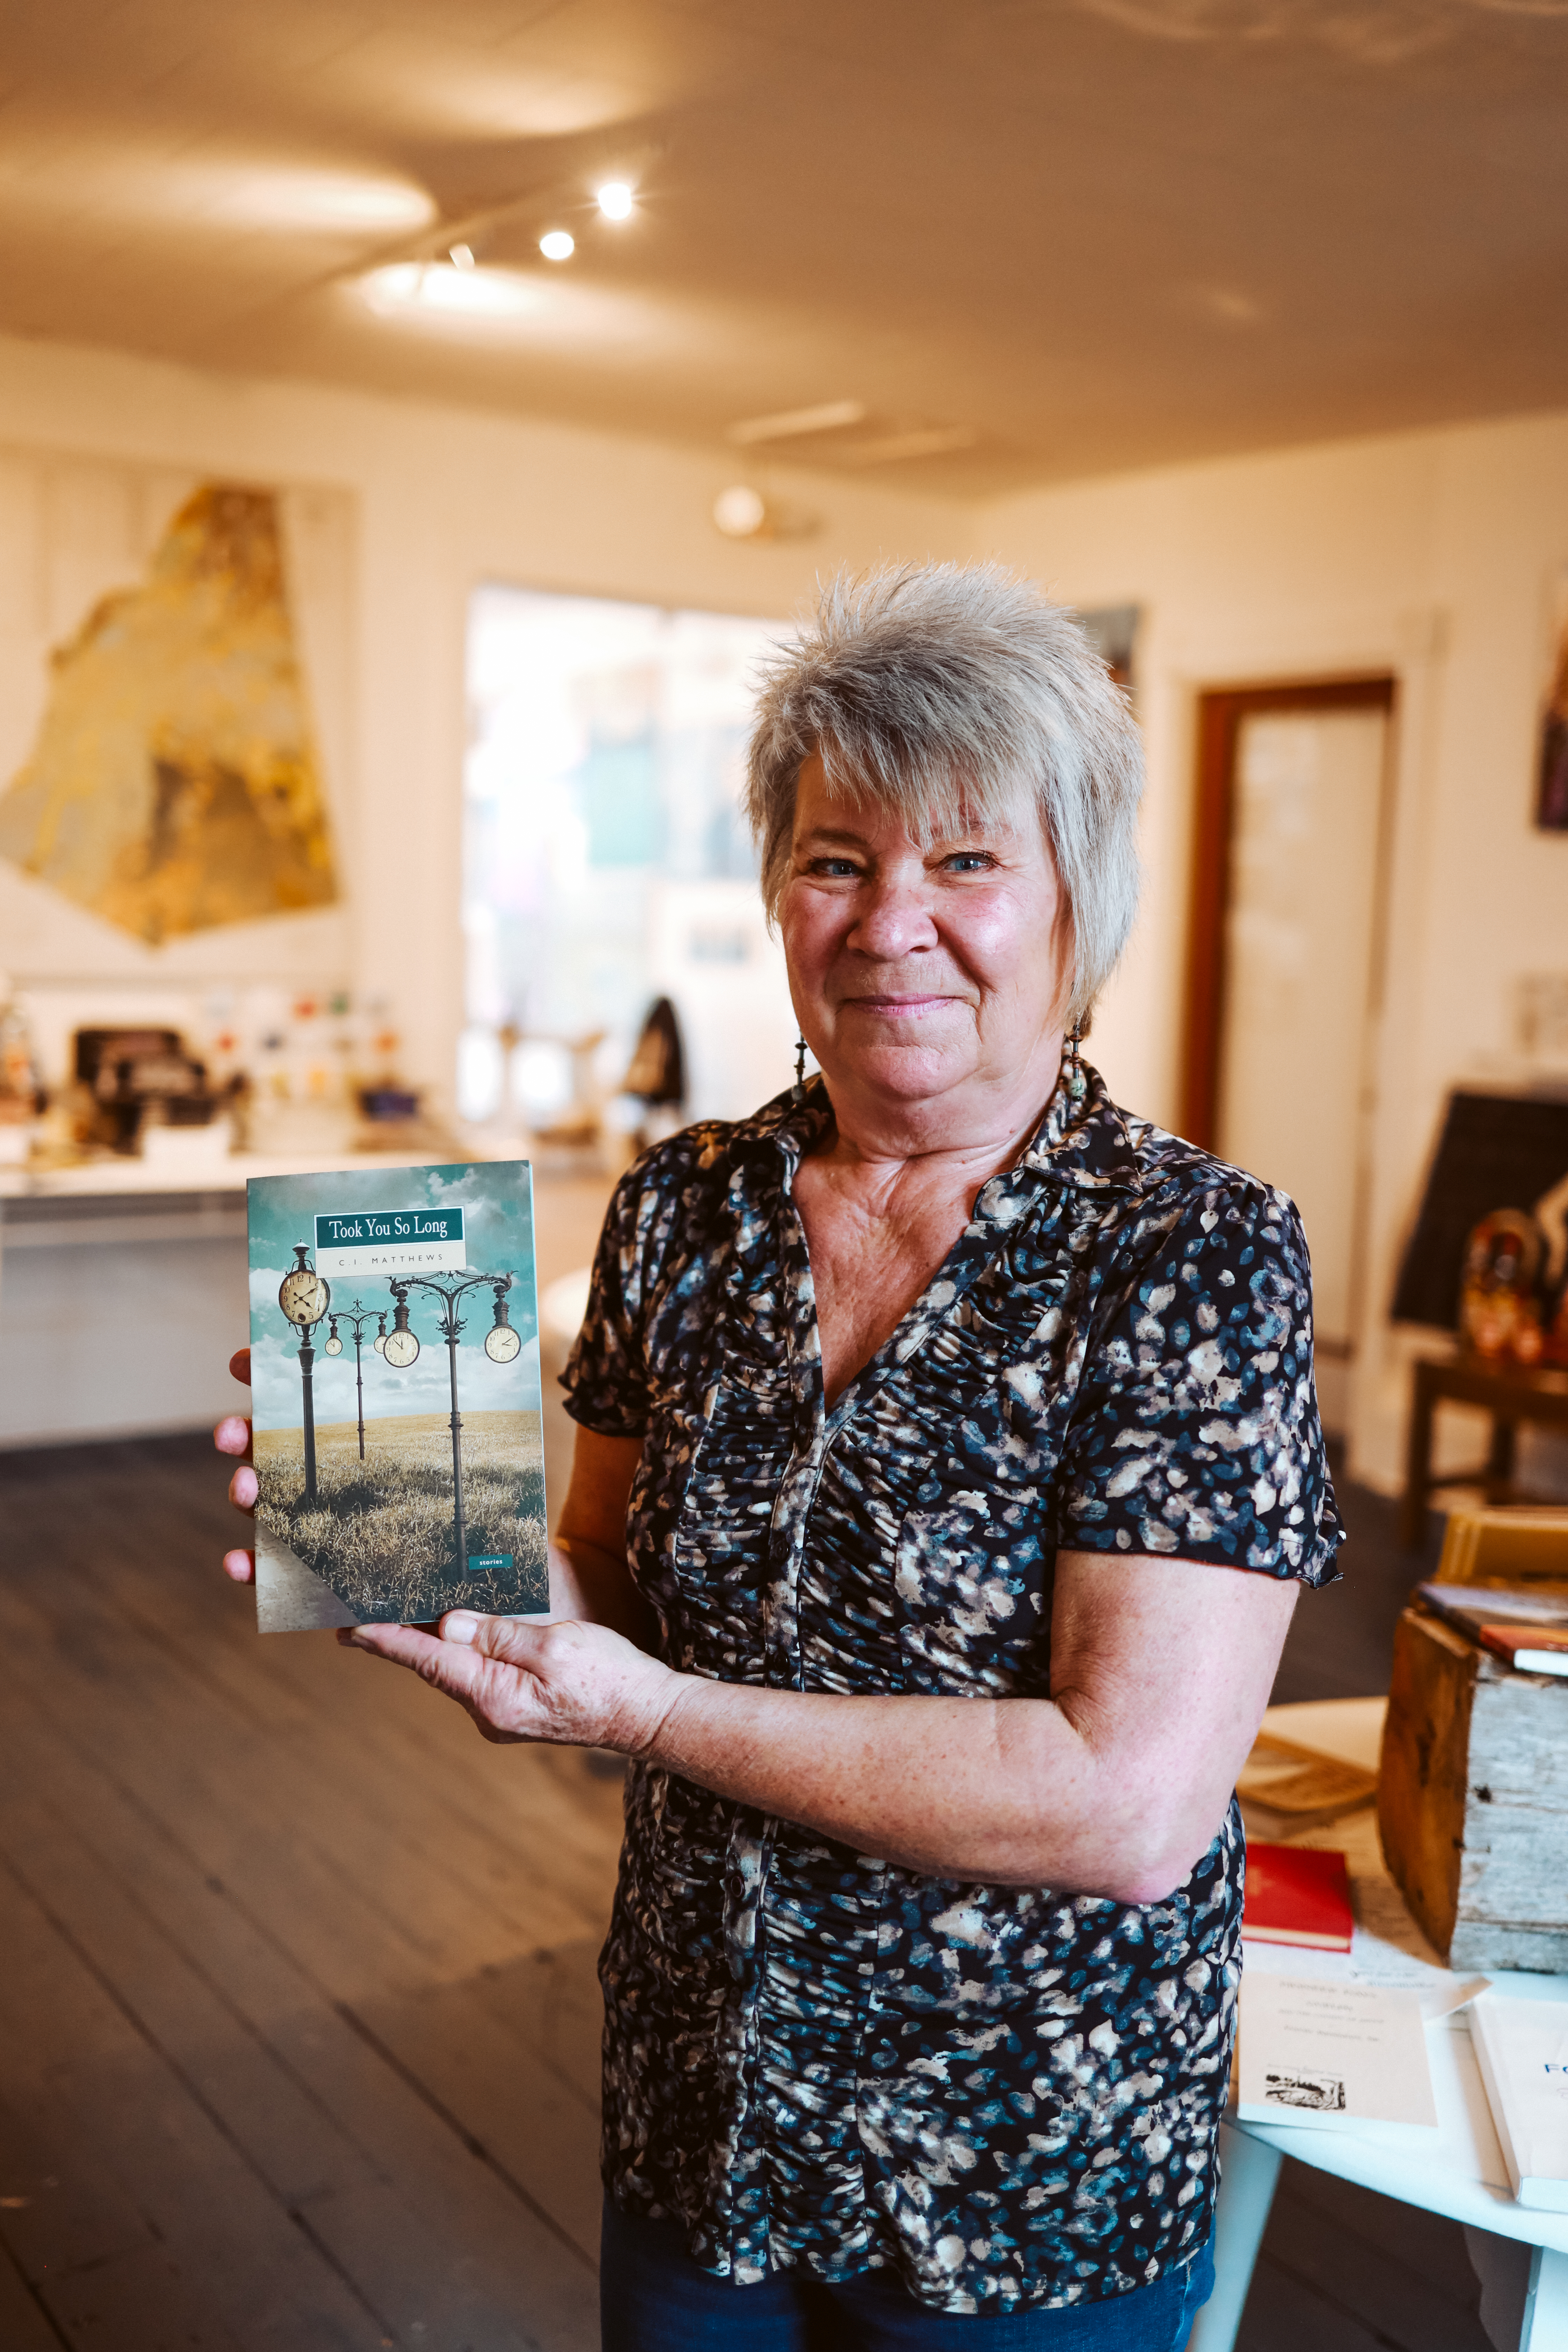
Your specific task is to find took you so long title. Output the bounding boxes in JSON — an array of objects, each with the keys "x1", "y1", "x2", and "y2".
[{"x1": 314, "y1": 1207, "x2": 467, "y2": 1278}]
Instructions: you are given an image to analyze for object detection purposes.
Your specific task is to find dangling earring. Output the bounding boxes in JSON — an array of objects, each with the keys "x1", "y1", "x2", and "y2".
[
  {"x1": 793, "y1": 1033, "x2": 808, "y2": 1106},
  {"x1": 1066, "y1": 1020, "x2": 1086, "y2": 1102}
]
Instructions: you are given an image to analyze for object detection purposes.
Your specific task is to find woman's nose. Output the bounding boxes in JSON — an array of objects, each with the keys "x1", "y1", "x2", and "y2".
[{"x1": 846, "y1": 878, "x2": 940, "y2": 958}]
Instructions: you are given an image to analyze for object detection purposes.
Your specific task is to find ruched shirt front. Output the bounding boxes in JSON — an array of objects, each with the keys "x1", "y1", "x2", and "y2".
[{"x1": 563, "y1": 1060, "x2": 1342, "y2": 2315}]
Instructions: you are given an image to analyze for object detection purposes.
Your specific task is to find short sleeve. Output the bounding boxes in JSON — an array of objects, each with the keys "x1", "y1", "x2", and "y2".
[
  {"x1": 560, "y1": 1166, "x2": 654, "y2": 1438},
  {"x1": 1054, "y1": 1176, "x2": 1344, "y2": 1583}
]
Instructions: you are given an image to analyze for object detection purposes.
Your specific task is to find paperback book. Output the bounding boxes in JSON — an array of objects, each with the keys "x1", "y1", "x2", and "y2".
[
  {"x1": 1469, "y1": 1990, "x2": 1568, "y2": 2211},
  {"x1": 1417, "y1": 1583, "x2": 1568, "y2": 1678},
  {"x1": 246, "y1": 1159, "x2": 548, "y2": 1634}
]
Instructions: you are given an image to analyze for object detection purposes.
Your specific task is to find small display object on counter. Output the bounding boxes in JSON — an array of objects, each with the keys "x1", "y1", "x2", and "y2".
[
  {"x1": 246, "y1": 1158, "x2": 548, "y2": 1634},
  {"x1": 0, "y1": 978, "x2": 44, "y2": 1163}
]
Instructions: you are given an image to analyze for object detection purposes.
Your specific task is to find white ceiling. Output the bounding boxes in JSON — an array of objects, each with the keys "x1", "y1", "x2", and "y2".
[{"x1": 5, "y1": 0, "x2": 1568, "y2": 497}]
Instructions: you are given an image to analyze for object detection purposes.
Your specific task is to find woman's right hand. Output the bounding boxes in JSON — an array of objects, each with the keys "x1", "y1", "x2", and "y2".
[{"x1": 214, "y1": 1346, "x2": 256, "y2": 1584}]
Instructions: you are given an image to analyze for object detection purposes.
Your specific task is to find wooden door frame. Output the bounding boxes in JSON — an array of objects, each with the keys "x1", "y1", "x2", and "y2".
[{"x1": 1179, "y1": 674, "x2": 1399, "y2": 1150}]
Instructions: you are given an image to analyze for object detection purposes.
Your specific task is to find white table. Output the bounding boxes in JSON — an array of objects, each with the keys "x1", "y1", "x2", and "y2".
[{"x1": 1190, "y1": 1698, "x2": 1568, "y2": 2352}]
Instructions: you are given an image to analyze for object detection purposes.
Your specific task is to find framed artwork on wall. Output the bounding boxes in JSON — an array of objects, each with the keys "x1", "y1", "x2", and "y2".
[{"x1": 0, "y1": 448, "x2": 355, "y2": 978}]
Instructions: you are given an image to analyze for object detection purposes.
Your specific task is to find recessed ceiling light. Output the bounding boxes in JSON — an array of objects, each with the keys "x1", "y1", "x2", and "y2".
[
  {"x1": 361, "y1": 262, "x2": 539, "y2": 318},
  {"x1": 449, "y1": 242, "x2": 475, "y2": 269},
  {"x1": 539, "y1": 229, "x2": 575, "y2": 261},
  {"x1": 713, "y1": 485, "x2": 769, "y2": 539},
  {"x1": 596, "y1": 181, "x2": 634, "y2": 222},
  {"x1": 839, "y1": 425, "x2": 979, "y2": 465},
  {"x1": 727, "y1": 400, "x2": 866, "y2": 447}
]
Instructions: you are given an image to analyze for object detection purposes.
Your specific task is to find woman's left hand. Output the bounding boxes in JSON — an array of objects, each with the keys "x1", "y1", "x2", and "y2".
[{"x1": 339, "y1": 1613, "x2": 678, "y2": 1752}]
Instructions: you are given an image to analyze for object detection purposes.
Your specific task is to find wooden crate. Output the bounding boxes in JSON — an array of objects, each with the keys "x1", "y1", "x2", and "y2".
[{"x1": 1377, "y1": 1604, "x2": 1568, "y2": 1972}]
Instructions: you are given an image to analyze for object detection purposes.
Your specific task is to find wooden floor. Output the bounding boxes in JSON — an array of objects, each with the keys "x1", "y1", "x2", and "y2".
[
  {"x1": 0, "y1": 1427, "x2": 1496, "y2": 2352},
  {"x1": 0, "y1": 1432, "x2": 620, "y2": 2351}
]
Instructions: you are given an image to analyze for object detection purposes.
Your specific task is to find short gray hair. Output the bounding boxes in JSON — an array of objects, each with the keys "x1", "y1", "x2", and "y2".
[{"x1": 744, "y1": 563, "x2": 1144, "y2": 1029}]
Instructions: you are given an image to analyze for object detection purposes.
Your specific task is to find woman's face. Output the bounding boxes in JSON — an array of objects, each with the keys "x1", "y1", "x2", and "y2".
[{"x1": 778, "y1": 753, "x2": 1071, "y2": 1116}]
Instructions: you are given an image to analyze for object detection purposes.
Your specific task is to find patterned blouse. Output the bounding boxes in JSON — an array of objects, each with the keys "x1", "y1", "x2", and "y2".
[{"x1": 563, "y1": 1057, "x2": 1342, "y2": 2315}]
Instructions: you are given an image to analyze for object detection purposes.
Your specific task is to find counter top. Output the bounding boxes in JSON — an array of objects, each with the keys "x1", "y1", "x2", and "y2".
[{"x1": 0, "y1": 1142, "x2": 476, "y2": 1204}]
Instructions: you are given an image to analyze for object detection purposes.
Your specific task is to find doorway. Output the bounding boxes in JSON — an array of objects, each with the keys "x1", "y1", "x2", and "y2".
[{"x1": 1180, "y1": 678, "x2": 1398, "y2": 1434}]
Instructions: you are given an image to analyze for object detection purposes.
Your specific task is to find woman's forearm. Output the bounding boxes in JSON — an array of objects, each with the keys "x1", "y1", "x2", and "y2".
[
  {"x1": 354, "y1": 1550, "x2": 1287, "y2": 1901},
  {"x1": 638, "y1": 1673, "x2": 1202, "y2": 1901}
]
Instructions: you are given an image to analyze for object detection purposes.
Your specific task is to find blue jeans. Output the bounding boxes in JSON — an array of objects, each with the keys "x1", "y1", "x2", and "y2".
[{"x1": 600, "y1": 2199, "x2": 1216, "y2": 2350}]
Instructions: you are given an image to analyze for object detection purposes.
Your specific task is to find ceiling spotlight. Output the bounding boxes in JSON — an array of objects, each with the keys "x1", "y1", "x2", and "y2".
[
  {"x1": 449, "y1": 242, "x2": 475, "y2": 268},
  {"x1": 539, "y1": 229, "x2": 575, "y2": 261},
  {"x1": 596, "y1": 181, "x2": 634, "y2": 222},
  {"x1": 713, "y1": 484, "x2": 769, "y2": 540}
]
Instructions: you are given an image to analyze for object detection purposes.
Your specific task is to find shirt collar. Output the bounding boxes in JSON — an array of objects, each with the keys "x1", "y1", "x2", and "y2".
[{"x1": 733, "y1": 1048, "x2": 1144, "y2": 1199}]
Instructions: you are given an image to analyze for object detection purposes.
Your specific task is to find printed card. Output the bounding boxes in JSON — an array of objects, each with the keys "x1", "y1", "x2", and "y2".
[{"x1": 1238, "y1": 1973, "x2": 1439, "y2": 2136}]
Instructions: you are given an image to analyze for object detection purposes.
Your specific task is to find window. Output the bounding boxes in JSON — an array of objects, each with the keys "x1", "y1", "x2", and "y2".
[{"x1": 461, "y1": 587, "x2": 796, "y2": 1127}]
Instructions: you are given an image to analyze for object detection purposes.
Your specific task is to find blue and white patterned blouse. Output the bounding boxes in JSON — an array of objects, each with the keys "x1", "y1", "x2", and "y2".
[{"x1": 563, "y1": 1057, "x2": 1342, "y2": 2315}]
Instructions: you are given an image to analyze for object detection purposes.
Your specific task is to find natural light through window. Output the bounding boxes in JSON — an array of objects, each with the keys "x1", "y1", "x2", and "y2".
[{"x1": 461, "y1": 587, "x2": 797, "y2": 1133}]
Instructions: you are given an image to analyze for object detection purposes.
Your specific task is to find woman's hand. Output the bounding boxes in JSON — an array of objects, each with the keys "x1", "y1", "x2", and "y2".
[
  {"x1": 214, "y1": 1346, "x2": 256, "y2": 1584},
  {"x1": 338, "y1": 1612, "x2": 679, "y2": 1752}
]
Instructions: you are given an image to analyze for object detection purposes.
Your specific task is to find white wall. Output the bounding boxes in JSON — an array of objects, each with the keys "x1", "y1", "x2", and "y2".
[
  {"x1": 978, "y1": 414, "x2": 1568, "y2": 1490},
  {"x1": 6, "y1": 329, "x2": 1567, "y2": 1486},
  {"x1": 0, "y1": 330, "x2": 968, "y2": 1100}
]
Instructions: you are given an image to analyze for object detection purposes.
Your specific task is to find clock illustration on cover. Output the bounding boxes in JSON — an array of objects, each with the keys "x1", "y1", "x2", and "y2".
[
  {"x1": 383, "y1": 1296, "x2": 420, "y2": 1368},
  {"x1": 278, "y1": 1243, "x2": 330, "y2": 1328},
  {"x1": 485, "y1": 1292, "x2": 522, "y2": 1362}
]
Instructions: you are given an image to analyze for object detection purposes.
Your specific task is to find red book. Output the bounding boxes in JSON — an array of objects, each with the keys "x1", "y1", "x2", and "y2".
[
  {"x1": 1478, "y1": 1625, "x2": 1568, "y2": 1678},
  {"x1": 1242, "y1": 1842, "x2": 1354, "y2": 1952}
]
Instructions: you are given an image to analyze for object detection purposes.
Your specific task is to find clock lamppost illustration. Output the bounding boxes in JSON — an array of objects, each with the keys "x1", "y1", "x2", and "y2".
[
  {"x1": 383, "y1": 1270, "x2": 519, "y2": 1576},
  {"x1": 277, "y1": 1242, "x2": 331, "y2": 1501},
  {"x1": 323, "y1": 1298, "x2": 381, "y2": 1461}
]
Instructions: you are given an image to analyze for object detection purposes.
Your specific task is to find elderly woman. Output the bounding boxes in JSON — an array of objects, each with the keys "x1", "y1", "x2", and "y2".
[{"x1": 220, "y1": 564, "x2": 1341, "y2": 2348}]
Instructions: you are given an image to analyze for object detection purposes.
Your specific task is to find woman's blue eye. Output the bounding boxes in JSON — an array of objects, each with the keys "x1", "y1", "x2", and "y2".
[{"x1": 945, "y1": 853, "x2": 994, "y2": 872}]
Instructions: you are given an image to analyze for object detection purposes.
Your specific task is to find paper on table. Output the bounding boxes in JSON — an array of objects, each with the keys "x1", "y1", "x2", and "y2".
[{"x1": 1238, "y1": 1974, "x2": 1439, "y2": 2135}]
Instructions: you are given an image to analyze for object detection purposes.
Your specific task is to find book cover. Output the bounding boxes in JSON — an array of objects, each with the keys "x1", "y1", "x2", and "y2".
[
  {"x1": 1476, "y1": 1626, "x2": 1568, "y2": 1677},
  {"x1": 1243, "y1": 1841, "x2": 1354, "y2": 1952},
  {"x1": 246, "y1": 1160, "x2": 548, "y2": 1633},
  {"x1": 1470, "y1": 1991, "x2": 1568, "y2": 2211}
]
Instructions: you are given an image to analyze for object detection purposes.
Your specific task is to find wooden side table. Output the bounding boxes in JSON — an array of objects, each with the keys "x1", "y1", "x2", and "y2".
[{"x1": 1400, "y1": 1354, "x2": 1568, "y2": 1548}]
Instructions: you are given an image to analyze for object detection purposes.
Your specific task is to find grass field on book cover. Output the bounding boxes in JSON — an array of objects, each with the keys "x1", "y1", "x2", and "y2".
[{"x1": 247, "y1": 1159, "x2": 547, "y2": 1633}]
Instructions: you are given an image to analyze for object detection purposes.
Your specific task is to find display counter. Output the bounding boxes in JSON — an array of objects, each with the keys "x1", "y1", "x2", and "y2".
[{"x1": 0, "y1": 1147, "x2": 455, "y2": 1448}]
